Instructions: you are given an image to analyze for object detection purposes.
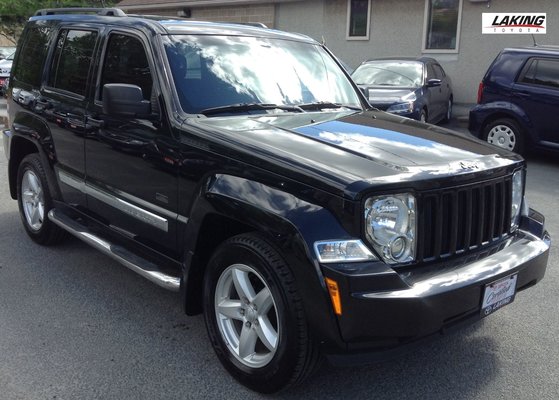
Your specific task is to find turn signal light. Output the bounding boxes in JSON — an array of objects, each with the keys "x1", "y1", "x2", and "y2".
[{"x1": 325, "y1": 277, "x2": 342, "y2": 316}]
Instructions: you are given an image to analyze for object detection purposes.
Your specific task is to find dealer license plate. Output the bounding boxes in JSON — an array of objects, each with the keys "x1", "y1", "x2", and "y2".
[{"x1": 481, "y1": 274, "x2": 518, "y2": 317}]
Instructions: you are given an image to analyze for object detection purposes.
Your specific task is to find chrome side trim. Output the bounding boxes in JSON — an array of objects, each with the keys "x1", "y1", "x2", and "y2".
[
  {"x1": 87, "y1": 183, "x2": 169, "y2": 232},
  {"x1": 58, "y1": 169, "x2": 86, "y2": 192},
  {"x1": 111, "y1": 185, "x2": 185, "y2": 223},
  {"x1": 56, "y1": 169, "x2": 190, "y2": 231},
  {"x1": 48, "y1": 209, "x2": 180, "y2": 291}
]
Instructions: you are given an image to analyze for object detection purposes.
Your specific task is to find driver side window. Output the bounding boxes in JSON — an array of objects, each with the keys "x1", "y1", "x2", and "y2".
[{"x1": 100, "y1": 33, "x2": 153, "y2": 101}]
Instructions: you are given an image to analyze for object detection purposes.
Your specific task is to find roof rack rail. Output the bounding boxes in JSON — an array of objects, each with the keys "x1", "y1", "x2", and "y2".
[{"x1": 35, "y1": 8, "x2": 127, "y2": 17}]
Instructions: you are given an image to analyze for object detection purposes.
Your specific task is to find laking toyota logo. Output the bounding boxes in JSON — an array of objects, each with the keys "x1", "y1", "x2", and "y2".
[{"x1": 482, "y1": 13, "x2": 546, "y2": 34}]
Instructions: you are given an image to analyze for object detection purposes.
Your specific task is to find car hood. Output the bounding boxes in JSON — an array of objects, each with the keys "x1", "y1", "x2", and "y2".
[{"x1": 191, "y1": 110, "x2": 520, "y2": 198}]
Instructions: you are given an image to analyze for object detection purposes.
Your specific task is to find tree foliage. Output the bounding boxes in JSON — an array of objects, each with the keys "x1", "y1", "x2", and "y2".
[{"x1": 0, "y1": 0, "x2": 112, "y2": 44}]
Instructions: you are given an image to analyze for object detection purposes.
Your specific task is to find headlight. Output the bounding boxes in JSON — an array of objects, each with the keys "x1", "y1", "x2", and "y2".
[
  {"x1": 386, "y1": 101, "x2": 414, "y2": 114},
  {"x1": 364, "y1": 193, "x2": 416, "y2": 264},
  {"x1": 511, "y1": 170, "x2": 523, "y2": 231},
  {"x1": 386, "y1": 93, "x2": 416, "y2": 114}
]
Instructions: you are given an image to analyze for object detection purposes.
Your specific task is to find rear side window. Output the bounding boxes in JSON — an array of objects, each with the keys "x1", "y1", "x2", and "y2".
[
  {"x1": 12, "y1": 22, "x2": 53, "y2": 86},
  {"x1": 48, "y1": 29, "x2": 98, "y2": 96},
  {"x1": 519, "y1": 58, "x2": 559, "y2": 89}
]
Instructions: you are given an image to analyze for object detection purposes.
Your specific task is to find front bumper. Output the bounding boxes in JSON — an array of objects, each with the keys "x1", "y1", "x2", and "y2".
[
  {"x1": 390, "y1": 109, "x2": 421, "y2": 120},
  {"x1": 321, "y1": 211, "x2": 550, "y2": 364}
]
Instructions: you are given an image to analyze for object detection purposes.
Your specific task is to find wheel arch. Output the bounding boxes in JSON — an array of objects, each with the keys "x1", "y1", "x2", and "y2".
[
  {"x1": 479, "y1": 103, "x2": 532, "y2": 137},
  {"x1": 8, "y1": 135, "x2": 38, "y2": 199},
  {"x1": 7, "y1": 111, "x2": 61, "y2": 201},
  {"x1": 180, "y1": 174, "x2": 349, "y2": 347}
]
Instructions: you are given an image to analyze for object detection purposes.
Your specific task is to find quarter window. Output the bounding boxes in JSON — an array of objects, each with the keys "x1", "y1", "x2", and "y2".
[
  {"x1": 48, "y1": 29, "x2": 98, "y2": 96},
  {"x1": 423, "y1": 0, "x2": 462, "y2": 52},
  {"x1": 13, "y1": 22, "x2": 53, "y2": 86},
  {"x1": 519, "y1": 58, "x2": 559, "y2": 89},
  {"x1": 347, "y1": 0, "x2": 371, "y2": 40}
]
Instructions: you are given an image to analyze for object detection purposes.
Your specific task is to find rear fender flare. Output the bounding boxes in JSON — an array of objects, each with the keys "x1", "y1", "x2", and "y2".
[
  {"x1": 8, "y1": 111, "x2": 61, "y2": 200},
  {"x1": 479, "y1": 102, "x2": 532, "y2": 133}
]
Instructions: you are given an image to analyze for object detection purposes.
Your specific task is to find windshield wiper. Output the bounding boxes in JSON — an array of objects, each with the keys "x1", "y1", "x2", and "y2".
[
  {"x1": 297, "y1": 101, "x2": 362, "y2": 111},
  {"x1": 199, "y1": 103, "x2": 304, "y2": 116}
]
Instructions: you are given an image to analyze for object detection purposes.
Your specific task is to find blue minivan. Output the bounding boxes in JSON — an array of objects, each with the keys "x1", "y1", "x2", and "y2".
[{"x1": 469, "y1": 46, "x2": 559, "y2": 154}]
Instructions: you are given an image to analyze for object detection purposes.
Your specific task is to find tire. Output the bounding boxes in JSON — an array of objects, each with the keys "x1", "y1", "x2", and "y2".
[
  {"x1": 420, "y1": 109, "x2": 427, "y2": 123},
  {"x1": 203, "y1": 233, "x2": 320, "y2": 393},
  {"x1": 483, "y1": 118, "x2": 525, "y2": 154},
  {"x1": 443, "y1": 97, "x2": 453, "y2": 123},
  {"x1": 16, "y1": 154, "x2": 66, "y2": 245}
]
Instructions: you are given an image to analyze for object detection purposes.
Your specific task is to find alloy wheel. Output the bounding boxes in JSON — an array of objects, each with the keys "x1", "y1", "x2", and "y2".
[
  {"x1": 214, "y1": 263, "x2": 279, "y2": 368},
  {"x1": 21, "y1": 170, "x2": 45, "y2": 231}
]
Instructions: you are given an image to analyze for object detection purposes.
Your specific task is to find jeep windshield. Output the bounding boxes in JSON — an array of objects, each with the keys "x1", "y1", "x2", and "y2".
[{"x1": 163, "y1": 35, "x2": 363, "y2": 115}]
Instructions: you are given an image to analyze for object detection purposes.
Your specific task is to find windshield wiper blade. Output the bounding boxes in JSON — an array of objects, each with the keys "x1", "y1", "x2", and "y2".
[
  {"x1": 199, "y1": 103, "x2": 303, "y2": 116},
  {"x1": 297, "y1": 101, "x2": 362, "y2": 111}
]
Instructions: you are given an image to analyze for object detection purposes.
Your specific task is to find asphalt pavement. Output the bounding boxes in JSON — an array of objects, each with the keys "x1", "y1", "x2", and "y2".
[{"x1": 0, "y1": 99, "x2": 558, "y2": 399}]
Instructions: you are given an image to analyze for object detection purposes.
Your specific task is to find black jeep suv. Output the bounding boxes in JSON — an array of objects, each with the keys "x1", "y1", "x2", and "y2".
[{"x1": 3, "y1": 8, "x2": 550, "y2": 393}]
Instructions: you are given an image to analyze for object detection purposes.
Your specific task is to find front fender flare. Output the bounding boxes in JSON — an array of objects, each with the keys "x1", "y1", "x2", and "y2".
[{"x1": 181, "y1": 174, "x2": 355, "y2": 348}]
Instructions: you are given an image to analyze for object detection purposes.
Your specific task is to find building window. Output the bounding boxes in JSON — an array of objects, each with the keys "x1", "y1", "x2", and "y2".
[
  {"x1": 423, "y1": 0, "x2": 462, "y2": 53},
  {"x1": 347, "y1": 0, "x2": 371, "y2": 40}
]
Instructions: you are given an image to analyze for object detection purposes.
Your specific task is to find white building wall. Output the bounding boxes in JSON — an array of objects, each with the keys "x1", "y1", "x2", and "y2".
[{"x1": 275, "y1": 0, "x2": 559, "y2": 104}]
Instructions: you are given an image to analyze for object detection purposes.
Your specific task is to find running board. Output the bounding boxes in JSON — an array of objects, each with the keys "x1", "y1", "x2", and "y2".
[{"x1": 48, "y1": 209, "x2": 180, "y2": 291}]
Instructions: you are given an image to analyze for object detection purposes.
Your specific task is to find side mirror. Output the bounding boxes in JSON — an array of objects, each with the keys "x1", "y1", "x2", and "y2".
[
  {"x1": 427, "y1": 78, "x2": 442, "y2": 87},
  {"x1": 359, "y1": 86, "x2": 370, "y2": 99},
  {"x1": 103, "y1": 83, "x2": 151, "y2": 117}
]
